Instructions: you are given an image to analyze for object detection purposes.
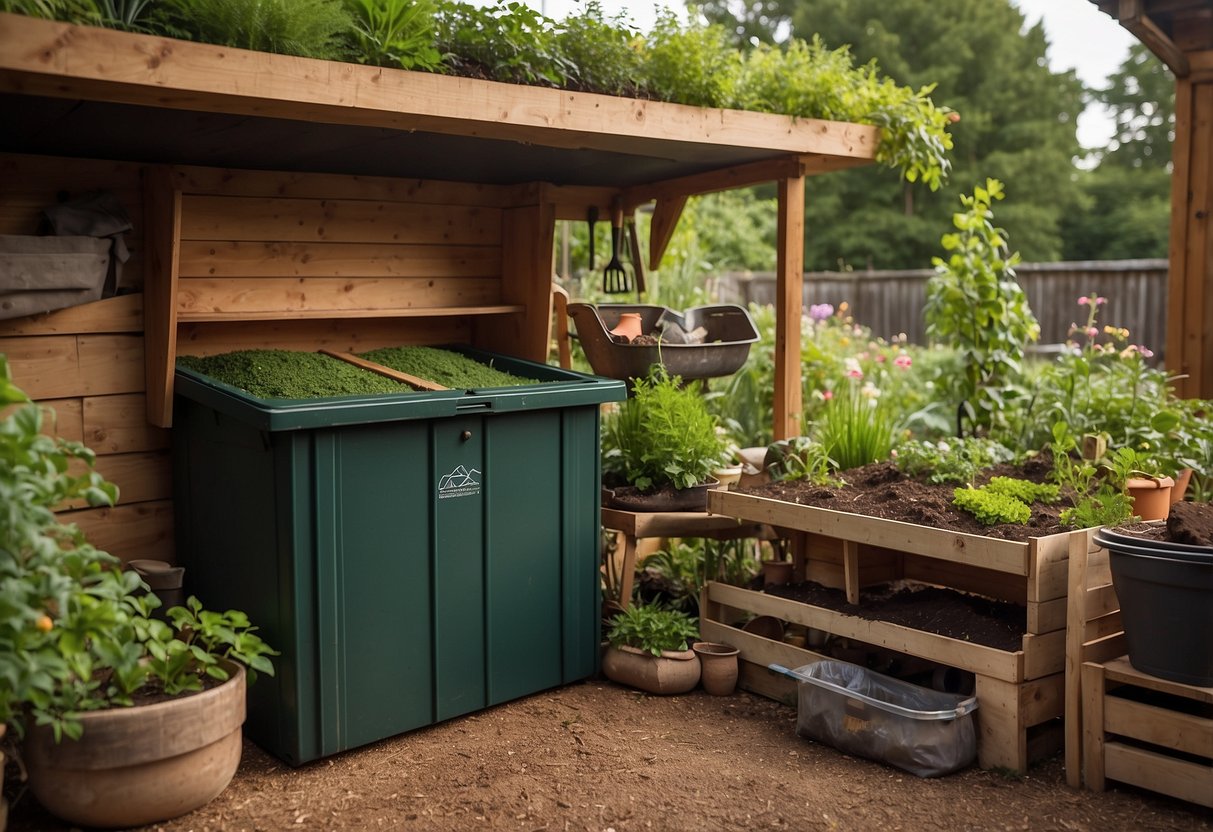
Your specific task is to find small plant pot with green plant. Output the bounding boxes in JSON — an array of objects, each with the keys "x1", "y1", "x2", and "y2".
[
  {"x1": 601, "y1": 367, "x2": 728, "y2": 512},
  {"x1": 0, "y1": 358, "x2": 277, "y2": 829},
  {"x1": 602, "y1": 604, "x2": 701, "y2": 694}
]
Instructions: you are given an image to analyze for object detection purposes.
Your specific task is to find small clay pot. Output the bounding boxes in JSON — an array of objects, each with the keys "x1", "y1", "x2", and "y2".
[
  {"x1": 761, "y1": 559, "x2": 793, "y2": 587},
  {"x1": 1127, "y1": 475, "x2": 1175, "y2": 521},
  {"x1": 1172, "y1": 468, "x2": 1194, "y2": 504},
  {"x1": 608, "y1": 312, "x2": 643, "y2": 341},
  {"x1": 692, "y1": 642, "x2": 740, "y2": 695}
]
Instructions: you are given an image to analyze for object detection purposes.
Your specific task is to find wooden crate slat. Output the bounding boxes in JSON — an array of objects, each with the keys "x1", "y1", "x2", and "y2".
[
  {"x1": 0, "y1": 294, "x2": 143, "y2": 337},
  {"x1": 1083, "y1": 610, "x2": 1123, "y2": 643},
  {"x1": 1027, "y1": 597, "x2": 1067, "y2": 635},
  {"x1": 700, "y1": 617, "x2": 825, "y2": 671},
  {"x1": 1104, "y1": 694, "x2": 1213, "y2": 759},
  {"x1": 1022, "y1": 630, "x2": 1066, "y2": 680},
  {"x1": 175, "y1": 276, "x2": 503, "y2": 316},
  {"x1": 177, "y1": 241, "x2": 503, "y2": 279},
  {"x1": 1019, "y1": 673, "x2": 1065, "y2": 726},
  {"x1": 1027, "y1": 531, "x2": 1073, "y2": 603},
  {"x1": 974, "y1": 674, "x2": 1028, "y2": 771},
  {"x1": 83, "y1": 393, "x2": 170, "y2": 454},
  {"x1": 902, "y1": 553, "x2": 1027, "y2": 605},
  {"x1": 175, "y1": 317, "x2": 469, "y2": 355},
  {"x1": 1083, "y1": 583, "x2": 1120, "y2": 620},
  {"x1": 179, "y1": 195, "x2": 502, "y2": 246},
  {"x1": 710, "y1": 490, "x2": 1031, "y2": 576},
  {"x1": 737, "y1": 660, "x2": 797, "y2": 706},
  {"x1": 1104, "y1": 741, "x2": 1213, "y2": 808},
  {"x1": 1104, "y1": 656, "x2": 1213, "y2": 704},
  {"x1": 707, "y1": 582, "x2": 1024, "y2": 683},
  {"x1": 63, "y1": 499, "x2": 175, "y2": 563}
]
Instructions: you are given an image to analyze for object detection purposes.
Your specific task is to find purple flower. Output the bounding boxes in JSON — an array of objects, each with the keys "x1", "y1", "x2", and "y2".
[{"x1": 809, "y1": 303, "x2": 834, "y2": 321}]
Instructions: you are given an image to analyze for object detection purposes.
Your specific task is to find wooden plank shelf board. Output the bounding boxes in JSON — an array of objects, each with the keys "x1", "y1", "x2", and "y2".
[{"x1": 704, "y1": 492, "x2": 1087, "y2": 773}]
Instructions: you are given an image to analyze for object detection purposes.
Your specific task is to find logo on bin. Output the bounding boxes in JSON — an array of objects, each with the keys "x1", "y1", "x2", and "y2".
[{"x1": 438, "y1": 465, "x2": 481, "y2": 499}]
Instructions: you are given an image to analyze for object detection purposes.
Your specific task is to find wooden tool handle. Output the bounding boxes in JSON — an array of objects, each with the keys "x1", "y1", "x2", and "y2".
[{"x1": 319, "y1": 349, "x2": 449, "y2": 391}]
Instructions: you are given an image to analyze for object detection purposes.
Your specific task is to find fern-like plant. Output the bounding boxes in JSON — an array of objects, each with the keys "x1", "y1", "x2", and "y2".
[
  {"x1": 160, "y1": 0, "x2": 353, "y2": 59},
  {"x1": 344, "y1": 0, "x2": 442, "y2": 70}
]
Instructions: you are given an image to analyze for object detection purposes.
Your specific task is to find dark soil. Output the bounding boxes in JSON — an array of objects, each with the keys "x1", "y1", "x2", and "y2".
[
  {"x1": 766, "y1": 580, "x2": 1027, "y2": 652},
  {"x1": 1168, "y1": 500, "x2": 1213, "y2": 546},
  {"x1": 744, "y1": 457, "x2": 1067, "y2": 542}
]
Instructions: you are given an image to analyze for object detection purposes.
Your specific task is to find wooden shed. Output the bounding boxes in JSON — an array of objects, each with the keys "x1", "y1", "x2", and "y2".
[
  {"x1": 1092, "y1": 0, "x2": 1213, "y2": 398},
  {"x1": 0, "y1": 13, "x2": 876, "y2": 562}
]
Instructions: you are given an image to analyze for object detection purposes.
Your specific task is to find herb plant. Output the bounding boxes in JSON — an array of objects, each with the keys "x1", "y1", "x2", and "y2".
[
  {"x1": 952, "y1": 486, "x2": 1031, "y2": 526},
  {"x1": 643, "y1": 10, "x2": 740, "y2": 108},
  {"x1": 606, "y1": 603, "x2": 699, "y2": 657},
  {"x1": 764, "y1": 436, "x2": 834, "y2": 485},
  {"x1": 0, "y1": 358, "x2": 277, "y2": 744},
  {"x1": 601, "y1": 367, "x2": 726, "y2": 492},
  {"x1": 555, "y1": 1, "x2": 646, "y2": 97},
  {"x1": 924, "y1": 179, "x2": 1039, "y2": 436},
  {"x1": 158, "y1": 0, "x2": 354, "y2": 59},
  {"x1": 893, "y1": 437, "x2": 1013, "y2": 485}
]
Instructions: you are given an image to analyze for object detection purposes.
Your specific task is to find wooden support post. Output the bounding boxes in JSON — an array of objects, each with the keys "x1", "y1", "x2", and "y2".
[
  {"x1": 1081, "y1": 662, "x2": 1107, "y2": 791},
  {"x1": 975, "y1": 674, "x2": 1028, "y2": 773},
  {"x1": 617, "y1": 533, "x2": 638, "y2": 609},
  {"x1": 774, "y1": 176, "x2": 805, "y2": 440},
  {"x1": 142, "y1": 166, "x2": 181, "y2": 428}
]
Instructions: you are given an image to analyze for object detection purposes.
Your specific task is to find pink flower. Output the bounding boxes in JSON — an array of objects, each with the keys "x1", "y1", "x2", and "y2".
[
  {"x1": 1137, "y1": 344, "x2": 1154, "y2": 358},
  {"x1": 847, "y1": 369, "x2": 864, "y2": 379},
  {"x1": 1078, "y1": 296, "x2": 1089, "y2": 307},
  {"x1": 1086, "y1": 327, "x2": 1098, "y2": 339},
  {"x1": 894, "y1": 354, "x2": 912, "y2": 369},
  {"x1": 1097, "y1": 296, "x2": 1107, "y2": 305},
  {"x1": 876, "y1": 354, "x2": 887, "y2": 363},
  {"x1": 822, "y1": 390, "x2": 834, "y2": 400}
]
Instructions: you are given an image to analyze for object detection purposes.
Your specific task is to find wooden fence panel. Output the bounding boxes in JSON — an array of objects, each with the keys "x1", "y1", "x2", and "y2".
[{"x1": 717, "y1": 260, "x2": 1169, "y2": 360}]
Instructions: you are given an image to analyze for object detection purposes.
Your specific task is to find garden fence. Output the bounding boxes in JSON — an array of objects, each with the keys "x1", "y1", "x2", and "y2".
[{"x1": 714, "y1": 259, "x2": 1168, "y2": 359}]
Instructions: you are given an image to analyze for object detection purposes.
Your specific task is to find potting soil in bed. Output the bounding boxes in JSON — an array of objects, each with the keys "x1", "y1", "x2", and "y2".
[
  {"x1": 357, "y1": 345, "x2": 536, "y2": 388},
  {"x1": 765, "y1": 580, "x2": 1027, "y2": 652},
  {"x1": 177, "y1": 350, "x2": 410, "y2": 398}
]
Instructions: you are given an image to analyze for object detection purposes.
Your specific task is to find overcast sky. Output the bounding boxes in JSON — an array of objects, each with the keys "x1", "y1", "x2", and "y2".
[{"x1": 508, "y1": 0, "x2": 1138, "y2": 149}]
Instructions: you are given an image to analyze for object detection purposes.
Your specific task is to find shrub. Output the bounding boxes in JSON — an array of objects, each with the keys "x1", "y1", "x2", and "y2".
[
  {"x1": 344, "y1": 0, "x2": 443, "y2": 71},
  {"x1": 159, "y1": 0, "x2": 354, "y2": 59}
]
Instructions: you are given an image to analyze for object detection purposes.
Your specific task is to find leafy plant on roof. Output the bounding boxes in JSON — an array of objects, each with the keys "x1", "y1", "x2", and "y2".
[
  {"x1": 344, "y1": 0, "x2": 443, "y2": 71},
  {"x1": 435, "y1": 0, "x2": 569, "y2": 87},
  {"x1": 555, "y1": 1, "x2": 647, "y2": 97},
  {"x1": 643, "y1": 10, "x2": 741, "y2": 108}
]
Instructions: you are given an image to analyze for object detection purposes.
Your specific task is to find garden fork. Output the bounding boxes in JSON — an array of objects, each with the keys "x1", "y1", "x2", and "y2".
[{"x1": 602, "y1": 198, "x2": 632, "y2": 294}]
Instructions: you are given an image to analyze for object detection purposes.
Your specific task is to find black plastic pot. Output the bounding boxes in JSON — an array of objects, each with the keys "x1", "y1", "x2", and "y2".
[{"x1": 1094, "y1": 527, "x2": 1213, "y2": 687}]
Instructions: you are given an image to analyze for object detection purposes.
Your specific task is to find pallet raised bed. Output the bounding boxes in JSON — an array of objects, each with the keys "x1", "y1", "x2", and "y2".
[{"x1": 703, "y1": 488, "x2": 1098, "y2": 773}]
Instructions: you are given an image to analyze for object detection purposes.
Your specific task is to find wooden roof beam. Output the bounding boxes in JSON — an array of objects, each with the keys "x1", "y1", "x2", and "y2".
[{"x1": 1119, "y1": 0, "x2": 1192, "y2": 76}]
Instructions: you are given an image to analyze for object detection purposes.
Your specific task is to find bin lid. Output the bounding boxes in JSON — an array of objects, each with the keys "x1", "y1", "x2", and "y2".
[{"x1": 174, "y1": 345, "x2": 626, "y2": 431}]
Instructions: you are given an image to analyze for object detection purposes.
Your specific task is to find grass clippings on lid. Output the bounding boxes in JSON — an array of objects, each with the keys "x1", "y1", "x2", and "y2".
[
  {"x1": 356, "y1": 345, "x2": 537, "y2": 389},
  {"x1": 177, "y1": 349, "x2": 413, "y2": 399}
]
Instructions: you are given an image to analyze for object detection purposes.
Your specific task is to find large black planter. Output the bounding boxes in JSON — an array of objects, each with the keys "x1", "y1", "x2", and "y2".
[{"x1": 1094, "y1": 527, "x2": 1213, "y2": 687}]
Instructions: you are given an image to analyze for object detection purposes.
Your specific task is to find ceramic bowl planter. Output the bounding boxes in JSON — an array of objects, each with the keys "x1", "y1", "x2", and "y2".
[
  {"x1": 692, "y1": 642, "x2": 740, "y2": 695},
  {"x1": 602, "y1": 645, "x2": 701, "y2": 694},
  {"x1": 761, "y1": 559, "x2": 794, "y2": 587},
  {"x1": 24, "y1": 664, "x2": 247, "y2": 829}
]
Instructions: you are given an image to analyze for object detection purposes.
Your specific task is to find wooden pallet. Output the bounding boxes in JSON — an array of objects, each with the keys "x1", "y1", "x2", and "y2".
[
  {"x1": 705, "y1": 489, "x2": 1085, "y2": 773},
  {"x1": 1082, "y1": 656, "x2": 1213, "y2": 807}
]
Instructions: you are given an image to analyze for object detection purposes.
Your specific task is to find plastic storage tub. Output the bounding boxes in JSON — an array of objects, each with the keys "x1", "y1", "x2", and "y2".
[
  {"x1": 173, "y1": 346, "x2": 626, "y2": 764},
  {"x1": 772, "y1": 661, "x2": 978, "y2": 777},
  {"x1": 567, "y1": 303, "x2": 758, "y2": 381}
]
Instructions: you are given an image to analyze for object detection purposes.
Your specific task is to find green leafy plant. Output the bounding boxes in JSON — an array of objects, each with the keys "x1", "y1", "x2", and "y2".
[
  {"x1": 1050, "y1": 422, "x2": 1137, "y2": 529},
  {"x1": 344, "y1": 0, "x2": 443, "y2": 71},
  {"x1": 643, "y1": 9, "x2": 740, "y2": 108},
  {"x1": 159, "y1": 0, "x2": 353, "y2": 59},
  {"x1": 606, "y1": 603, "x2": 699, "y2": 657},
  {"x1": 984, "y1": 476, "x2": 1059, "y2": 505},
  {"x1": 924, "y1": 179, "x2": 1039, "y2": 436},
  {"x1": 813, "y1": 382, "x2": 896, "y2": 472},
  {"x1": 0, "y1": 357, "x2": 277, "y2": 746},
  {"x1": 435, "y1": 0, "x2": 568, "y2": 87},
  {"x1": 952, "y1": 486, "x2": 1031, "y2": 526},
  {"x1": 555, "y1": 1, "x2": 646, "y2": 97},
  {"x1": 638, "y1": 538, "x2": 758, "y2": 615},
  {"x1": 763, "y1": 436, "x2": 834, "y2": 484},
  {"x1": 601, "y1": 367, "x2": 726, "y2": 491},
  {"x1": 893, "y1": 437, "x2": 1013, "y2": 485}
]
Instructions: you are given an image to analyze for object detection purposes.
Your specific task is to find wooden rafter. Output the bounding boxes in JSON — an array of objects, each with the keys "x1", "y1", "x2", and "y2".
[{"x1": 1119, "y1": 0, "x2": 1192, "y2": 76}]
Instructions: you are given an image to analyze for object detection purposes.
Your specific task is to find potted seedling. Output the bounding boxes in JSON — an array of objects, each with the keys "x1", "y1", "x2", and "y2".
[
  {"x1": 0, "y1": 358, "x2": 277, "y2": 829},
  {"x1": 601, "y1": 603, "x2": 701, "y2": 695},
  {"x1": 601, "y1": 367, "x2": 728, "y2": 511}
]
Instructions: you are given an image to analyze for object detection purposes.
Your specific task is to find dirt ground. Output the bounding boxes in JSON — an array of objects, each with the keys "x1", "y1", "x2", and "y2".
[{"x1": 7, "y1": 680, "x2": 1211, "y2": 832}]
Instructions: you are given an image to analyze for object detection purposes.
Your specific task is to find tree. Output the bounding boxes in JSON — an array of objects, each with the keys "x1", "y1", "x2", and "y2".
[
  {"x1": 698, "y1": 0, "x2": 1086, "y2": 270},
  {"x1": 1061, "y1": 45, "x2": 1173, "y2": 260}
]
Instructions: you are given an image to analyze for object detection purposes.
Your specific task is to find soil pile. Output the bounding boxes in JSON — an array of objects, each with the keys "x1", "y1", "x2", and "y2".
[{"x1": 1167, "y1": 500, "x2": 1213, "y2": 546}]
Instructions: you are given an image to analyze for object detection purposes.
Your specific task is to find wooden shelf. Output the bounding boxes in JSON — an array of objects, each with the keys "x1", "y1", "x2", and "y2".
[{"x1": 176, "y1": 305, "x2": 523, "y2": 323}]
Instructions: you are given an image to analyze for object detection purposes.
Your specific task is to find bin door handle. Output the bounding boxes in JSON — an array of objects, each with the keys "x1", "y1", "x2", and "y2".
[{"x1": 455, "y1": 401, "x2": 492, "y2": 411}]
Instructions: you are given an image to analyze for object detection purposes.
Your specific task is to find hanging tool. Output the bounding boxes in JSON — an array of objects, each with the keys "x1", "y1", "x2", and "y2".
[
  {"x1": 602, "y1": 198, "x2": 631, "y2": 295},
  {"x1": 626, "y1": 218, "x2": 647, "y2": 299},
  {"x1": 586, "y1": 205, "x2": 598, "y2": 271}
]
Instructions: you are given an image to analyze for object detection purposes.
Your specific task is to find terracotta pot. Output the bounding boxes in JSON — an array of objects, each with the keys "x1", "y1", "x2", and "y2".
[
  {"x1": 761, "y1": 559, "x2": 794, "y2": 587},
  {"x1": 1127, "y1": 475, "x2": 1175, "y2": 521},
  {"x1": 1172, "y1": 468, "x2": 1194, "y2": 504},
  {"x1": 693, "y1": 642, "x2": 740, "y2": 695},
  {"x1": 25, "y1": 664, "x2": 246, "y2": 829},
  {"x1": 602, "y1": 645, "x2": 700, "y2": 694},
  {"x1": 608, "y1": 312, "x2": 643, "y2": 341}
]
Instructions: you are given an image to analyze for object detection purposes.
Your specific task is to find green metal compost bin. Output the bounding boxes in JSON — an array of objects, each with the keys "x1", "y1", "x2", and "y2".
[{"x1": 171, "y1": 347, "x2": 626, "y2": 765}]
